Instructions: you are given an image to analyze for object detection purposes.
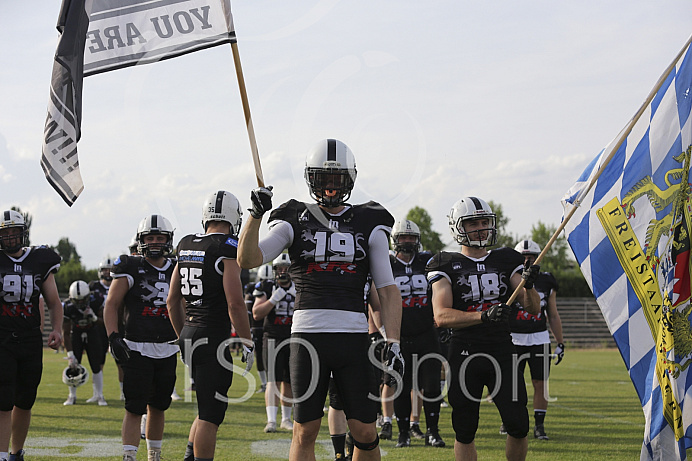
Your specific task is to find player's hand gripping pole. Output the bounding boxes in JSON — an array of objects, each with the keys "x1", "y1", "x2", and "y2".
[{"x1": 231, "y1": 41, "x2": 265, "y2": 187}]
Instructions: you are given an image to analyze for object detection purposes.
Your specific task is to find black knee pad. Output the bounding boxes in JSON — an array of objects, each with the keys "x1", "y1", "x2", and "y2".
[{"x1": 353, "y1": 434, "x2": 379, "y2": 451}]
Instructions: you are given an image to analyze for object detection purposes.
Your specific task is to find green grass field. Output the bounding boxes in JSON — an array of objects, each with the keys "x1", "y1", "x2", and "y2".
[{"x1": 18, "y1": 348, "x2": 645, "y2": 460}]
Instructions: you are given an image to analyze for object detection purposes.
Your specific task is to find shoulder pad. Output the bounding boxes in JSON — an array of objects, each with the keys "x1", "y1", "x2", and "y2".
[
  {"x1": 112, "y1": 254, "x2": 138, "y2": 275},
  {"x1": 268, "y1": 199, "x2": 304, "y2": 224},
  {"x1": 355, "y1": 201, "x2": 395, "y2": 228}
]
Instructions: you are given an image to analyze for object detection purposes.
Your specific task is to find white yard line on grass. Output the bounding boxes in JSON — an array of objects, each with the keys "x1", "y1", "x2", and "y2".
[
  {"x1": 251, "y1": 439, "x2": 388, "y2": 459},
  {"x1": 24, "y1": 436, "x2": 122, "y2": 457}
]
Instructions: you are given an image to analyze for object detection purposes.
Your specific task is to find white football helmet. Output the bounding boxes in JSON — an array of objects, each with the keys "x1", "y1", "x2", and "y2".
[
  {"x1": 136, "y1": 215, "x2": 174, "y2": 257},
  {"x1": 304, "y1": 139, "x2": 357, "y2": 207},
  {"x1": 128, "y1": 235, "x2": 139, "y2": 255},
  {"x1": 391, "y1": 219, "x2": 421, "y2": 254},
  {"x1": 515, "y1": 239, "x2": 541, "y2": 255},
  {"x1": 257, "y1": 264, "x2": 273, "y2": 281},
  {"x1": 68, "y1": 280, "x2": 90, "y2": 308},
  {"x1": 272, "y1": 253, "x2": 291, "y2": 284},
  {"x1": 0, "y1": 210, "x2": 29, "y2": 253},
  {"x1": 98, "y1": 257, "x2": 114, "y2": 281},
  {"x1": 202, "y1": 190, "x2": 243, "y2": 235},
  {"x1": 62, "y1": 364, "x2": 89, "y2": 388},
  {"x1": 448, "y1": 197, "x2": 497, "y2": 247}
]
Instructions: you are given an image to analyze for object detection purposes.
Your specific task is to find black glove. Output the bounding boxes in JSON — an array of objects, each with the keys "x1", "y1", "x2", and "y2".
[
  {"x1": 554, "y1": 342, "x2": 565, "y2": 365},
  {"x1": 481, "y1": 303, "x2": 510, "y2": 323},
  {"x1": 522, "y1": 262, "x2": 540, "y2": 289},
  {"x1": 439, "y1": 328, "x2": 452, "y2": 344},
  {"x1": 241, "y1": 344, "x2": 254, "y2": 376},
  {"x1": 384, "y1": 342, "x2": 405, "y2": 387},
  {"x1": 369, "y1": 332, "x2": 385, "y2": 362},
  {"x1": 249, "y1": 186, "x2": 273, "y2": 219},
  {"x1": 108, "y1": 332, "x2": 131, "y2": 364}
]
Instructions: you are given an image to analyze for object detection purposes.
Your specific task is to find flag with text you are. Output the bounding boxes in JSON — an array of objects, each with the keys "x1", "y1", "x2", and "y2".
[
  {"x1": 561, "y1": 35, "x2": 692, "y2": 461},
  {"x1": 41, "y1": 0, "x2": 236, "y2": 206}
]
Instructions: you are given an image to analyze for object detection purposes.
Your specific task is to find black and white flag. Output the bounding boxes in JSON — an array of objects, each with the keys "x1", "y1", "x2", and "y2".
[{"x1": 42, "y1": 0, "x2": 236, "y2": 206}]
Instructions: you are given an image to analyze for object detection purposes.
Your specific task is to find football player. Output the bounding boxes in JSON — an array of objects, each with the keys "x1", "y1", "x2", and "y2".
[
  {"x1": 167, "y1": 191, "x2": 253, "y2": 461},
  {"x1": 385, "y1": 219, "x2": 445, "y2": 448},
  {"x1": 88, "y1": 258, "x2": 115, "y2": 402},
  {"x1": 253, "y1": 253, "x2": 295, "y2": 433},
  {"x1": 62, "y1": 280, "x2": 107, "y2": 406},
  {"x1": 104, "y1": 215, "x2": 179, "y2": 461},
  {"x1": 0, "y1": 210, "x2": 63, "y2": 461},
  {"x1": 426, "y1": 197, "x2": 540, "y2": 461},
  {"x1": 250, "y1": 264, "x2": 273, "y2": 394},
  {"x1": 509, "y1": 240, "x2": 564, "y2": 440},
  {"x1": 238, "y1": 139, "x2": 404, "y2": 461}
]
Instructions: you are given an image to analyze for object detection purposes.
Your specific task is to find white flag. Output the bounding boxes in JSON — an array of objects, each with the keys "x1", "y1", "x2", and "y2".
[{"x1": 42, "y1": 0, "x2": 236, "y2": 206}]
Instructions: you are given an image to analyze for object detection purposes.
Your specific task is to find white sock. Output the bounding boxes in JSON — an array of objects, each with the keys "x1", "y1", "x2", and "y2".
[
  {"x1": 123, "y1": 445, "x2": 138, "y2": 453},
  {"x1": 259, "y1": 370, "x2": 267, "y2": 386},
  {"x1": 383, "y1": 416, "x2": 392, "y2": 424},
  {"x1": 146, "y1": 439, "x2": 162, "y2": 450},
  {"x1": 120, "y1": 382, "x2": 124, "y2": 392},
  {"x1": 281, "y1": 405, "x2": 292, "y2": 421},
  {"x1": 69, "y1": 386, "x2": 77, "y2": 398},
  {"x1": 266, "y1": 406, "x2": 278, "y2": 423},
  {"x1": 92, "y1": 371, "x2": 104, "y2": 396}
]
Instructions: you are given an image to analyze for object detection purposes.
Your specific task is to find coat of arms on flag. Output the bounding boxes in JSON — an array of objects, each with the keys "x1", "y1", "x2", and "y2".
[{"x1": 562, "y1": 35, "x2": 692, "y2": 460}]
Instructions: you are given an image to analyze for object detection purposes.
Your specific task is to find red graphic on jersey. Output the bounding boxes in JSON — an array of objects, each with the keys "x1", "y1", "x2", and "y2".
[
  {"x1": 402, "y1": 295, "x2": 428, "y2": 308},
  {"x1": 515, "y1": 310, "x2": 543, "y2": 321},
  {"x1": 1, "y1": 304, "x2": 34, "y2": 317},
  {"x1": 465, "y1": 302, "x2": 494, "y2": 313},
  {"x1": 273, "y1": 317, "x2": 293, "y2": 325},
  {"x1": 306, "y1": 262, "x2": 357, "y2": 274},
  {"x1": 141, "y1": 306, "x2": 170, "y2": 319}
]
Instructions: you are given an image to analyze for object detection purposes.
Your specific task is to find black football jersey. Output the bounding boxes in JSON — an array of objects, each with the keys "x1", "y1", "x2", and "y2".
[
  {"x1": 391, "y1": 251, "x2": 435, "y2": 337},
  {"x1": 268, "y1": 200, "x2": 394, "y2": 314},
  {"x1": 175, "y1": 233, "x2": 239, "y2": 332},
  {"x1": 509, "y1": 272, "x2": 558, "y2": 334},
  {"x1": 89, "y1": 280, "x2": 110, "y2": 300},
  {"x1": 426, "y1": 248, "x2": 523, "y2": 345},
  {"x1": 253, "y1": 279, "x2": 294, "y2": 338},
  {"x1": 0, "y1": 246, "x2": 61, "y2": 333},
  {"x1": 112, "y1": 254, "x2": 176, "y2": 343},
  {"x1": 63, "y1": 292, "x2": 104, "y2": 331}
]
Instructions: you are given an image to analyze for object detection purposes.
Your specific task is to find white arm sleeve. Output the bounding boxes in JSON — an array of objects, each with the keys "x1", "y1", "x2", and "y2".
[
  {"x1": 369, "y1": 228, "x2": 395, "y2": 288},
  {"x1": 257, "y1": 220, "x2": 294, "y2": 264}
]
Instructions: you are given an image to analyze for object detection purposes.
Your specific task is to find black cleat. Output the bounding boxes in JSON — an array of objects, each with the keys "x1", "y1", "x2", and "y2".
[
  {"x1": 425, "y1": 428, "x2": 446, "y2": 447},
  {"x1": 9, "y1": 450, "x2": 25, "y2": 461},
  {"x1": 379, "y1": 422, "x2": 392, "y2": 440},
  {"x1": 409, "y1": 423, "x2": 425, "y2": 439},
  {"x1": 395, "y1": 432, "x2": 410, "y2": 448},
  {"x1": 534, "y1": 424, "x2": 549, "y2": 440}
]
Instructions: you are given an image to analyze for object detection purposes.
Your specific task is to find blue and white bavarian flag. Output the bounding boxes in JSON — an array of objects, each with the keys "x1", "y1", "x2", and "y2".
[
  {"x1": 42, "y1": 0, "x2": 236, "y2": 206},
  {"x1": 562, "y1": 35, "x2": 692, "y2": 461}
]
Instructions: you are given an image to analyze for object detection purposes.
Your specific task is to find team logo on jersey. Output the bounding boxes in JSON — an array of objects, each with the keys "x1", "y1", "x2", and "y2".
[
  {"x1": 452, "y1": 262, "x2": 462, "y2": 270},
  {"x1": 225, "y1": 237, "x2": 238, "y2": 247},
  {"x1": 14, "y1": 264, "x2": 21, "y2": 272},
  {"x1": 477, "y1": 263, "x2": 485, "y2": 271},
  {"x1": 306, "y1": 262, "x2": 357, "y2": 275}
]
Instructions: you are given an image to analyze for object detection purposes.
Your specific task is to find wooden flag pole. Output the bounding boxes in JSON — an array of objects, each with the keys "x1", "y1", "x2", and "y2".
[
  {"x1": 231, "y1": 41, "x2": 265, "y2": 187},
  {"x1": 505, "y1": 33, "x2": 692, "y2": 307}
]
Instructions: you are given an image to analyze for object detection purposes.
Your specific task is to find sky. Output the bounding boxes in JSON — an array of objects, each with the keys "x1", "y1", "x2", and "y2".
[{"x1": 1, "y1": 0, "x2": 691, "y2": 270}]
